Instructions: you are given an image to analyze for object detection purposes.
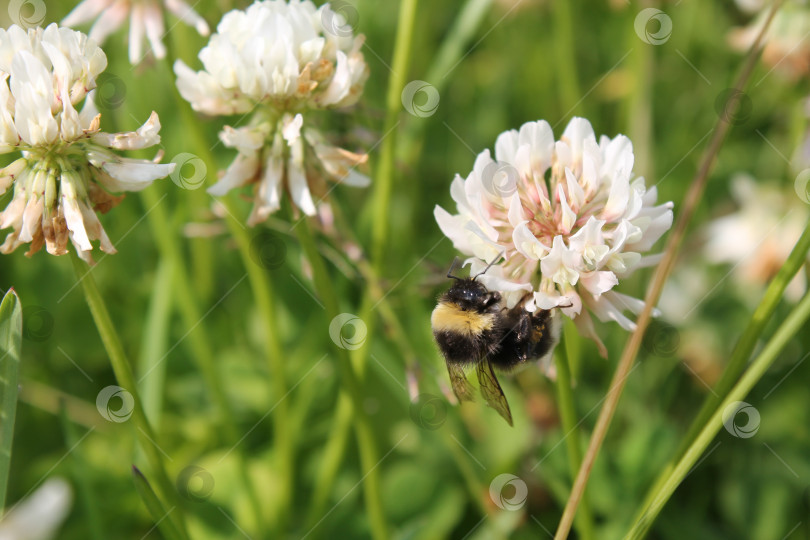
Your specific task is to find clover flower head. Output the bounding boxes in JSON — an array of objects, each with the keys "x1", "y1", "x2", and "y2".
[
  {"x1": 62, "y1": 0, "x2": 210, "y2": 65},
  {"x1": 174, "y1": 0, "x2": 370, "y2": 222},
  {"x1": 0, "y1": 24, "x2": 174, "y2": 261},
  {"x1": 435, "y1": 118, "x2": 674, "y2": 355}
]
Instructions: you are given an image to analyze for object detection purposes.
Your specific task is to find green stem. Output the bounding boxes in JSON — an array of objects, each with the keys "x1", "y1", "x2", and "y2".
[
  {"x1": 139, "y1": 187, "x2": 265, "y2": 531},
  {"x1": 293, "y1": 217, "x2": 388, "y2": 540},
  {"x1": 137, "y1": 257, "x2": 174, "y2": 430},
  {"x1": 369, "y1": 0, "x2": 419, "y2": 266},
  {"x1": 307, "y1": 392, "x2": 354, "y2": 527},
  {"x1": 221, "y1": 198, "x2": 293, "y2": 530},
  {"x1": 635, "y1": 219, "x2": 810, "y2": 526},
  {"x1": 69, "y1": 251, "x2": 188, "y2": 540},
  {"x1": 553, "y1": 332, "x2": 595, "y2": 540},
  {"x1": 625, "y1": 289, "x2": 810, "y2": 538}
]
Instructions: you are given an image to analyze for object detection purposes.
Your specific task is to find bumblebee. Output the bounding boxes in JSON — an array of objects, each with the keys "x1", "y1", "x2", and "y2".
[{"x1": 431, "y1": 258, "x2": 559, "y2": 425}]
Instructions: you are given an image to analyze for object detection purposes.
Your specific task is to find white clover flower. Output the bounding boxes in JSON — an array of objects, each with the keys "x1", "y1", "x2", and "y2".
[
  {"x1": 0, "y1": 24, "x2": 174, "y2": 261},
  {"x1": 62, "y1": 0, "x2": 210, "y2": 65},
  {"x1": 435, "y1": 118, "x2": 674, "y2": 355},
  {"x1": 704, "y1": 174, "x2": 808, "y2": 302},
  {"x1": 174, "y1": 0, "x2": 370, "y2": 222}
]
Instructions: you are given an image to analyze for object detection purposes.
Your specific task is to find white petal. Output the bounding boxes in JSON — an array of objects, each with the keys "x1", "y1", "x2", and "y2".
[
  {"x1": 287, "y1": 133, "x2": 315, "y2": 215},
  {"x1": 207, "y1": 151, "x2": 259, "y2": 196}
]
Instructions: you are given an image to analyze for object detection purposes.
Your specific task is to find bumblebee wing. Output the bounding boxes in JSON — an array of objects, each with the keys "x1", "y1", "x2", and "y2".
[
  {"x1": 477, "y1": 359, "x2": 513, "y2": 426},
  {"x1": 447, "y1": 362, "x2": 475, "y2": 403}
]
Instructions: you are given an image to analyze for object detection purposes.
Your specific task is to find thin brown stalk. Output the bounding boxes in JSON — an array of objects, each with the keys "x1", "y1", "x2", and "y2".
[{"x1": 553, "y1": 3, "x2": 783, "y2": 538}]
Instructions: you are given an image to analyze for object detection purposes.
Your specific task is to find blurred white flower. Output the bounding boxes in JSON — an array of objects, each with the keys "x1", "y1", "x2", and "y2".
[
  {"x1": 0, "y1": 477, "x2": 72, "y2": 540},
  {"x1": 435, "y1": 118, "x2": 674, "y2": 355},
  {"x1": 704, "y1": 174, "x2": 808, "y2": 301},
  {"x1": 0, "y1": 24, "x2": 174, "y2": 261},
  {"x1": 62, "y1": 0, "x2": 210, "y2": 64},
  {"x1": 729, "y1": 1, "x2": 810, "y2": 80},
  {"x1": 174, "y1": 0, "x2": 370, "y2": 221}
]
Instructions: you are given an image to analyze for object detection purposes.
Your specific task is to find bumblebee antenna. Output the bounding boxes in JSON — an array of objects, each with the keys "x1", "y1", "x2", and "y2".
[
  {"x1": 473, "y1": 251, "x2": 504, "y2": 281},
  {"x1": 446, "y1": 257, "x2": 462, "y2": 280}
]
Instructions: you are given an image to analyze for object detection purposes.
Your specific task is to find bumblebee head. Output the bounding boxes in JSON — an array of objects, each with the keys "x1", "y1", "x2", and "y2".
[{"x1": 442, "y1": 278, "x2": 501, "y2": 312}]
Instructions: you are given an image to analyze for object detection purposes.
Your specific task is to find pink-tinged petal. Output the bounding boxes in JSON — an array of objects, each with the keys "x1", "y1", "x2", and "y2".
[
  {"x1": 579, "y1": 270, "x2": 618, "y2": 296},
  {"x1": 601, "y1": 169, "x2": 630, "y2": 221},
  {"x1": 556, "y1": 184, "x2": 577, "y2": 234},
  {"x1": 564, "y1": 167, "x2": 585, "y2": 210},
  {"x1": 208, "y1": 151, "x2": 259, "y2": 196},
  {"x1": 507, "y1": 193, "x2": 526, "y2": 227},
  {"x1": 512, "y1": 221, "x2": 549, "y2": 260}
]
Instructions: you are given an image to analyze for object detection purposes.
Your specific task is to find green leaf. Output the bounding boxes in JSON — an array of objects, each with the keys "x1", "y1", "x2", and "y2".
[
  {"x1": 132, "y1": 466, "x2": 185, "y2": 540},
  {"x1": 0, "y1": 288, "x2": 22, "y2": 512}
]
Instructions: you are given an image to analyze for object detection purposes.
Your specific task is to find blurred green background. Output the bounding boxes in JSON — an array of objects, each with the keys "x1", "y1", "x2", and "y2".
[{"x1": 1, "y1": 0, "x2": 810, "y2": 538}]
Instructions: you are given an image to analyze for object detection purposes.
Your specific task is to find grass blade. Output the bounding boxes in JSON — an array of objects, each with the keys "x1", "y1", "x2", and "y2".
[
  {"x1": 0, "y1": 288, "x2": 22, "y2": 513},
  {"x1": 132, "y1": 466, "x2": 185, "y2": 540}
]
